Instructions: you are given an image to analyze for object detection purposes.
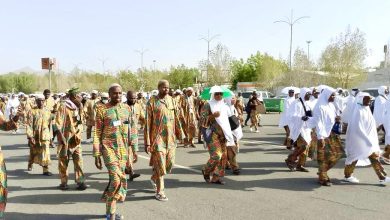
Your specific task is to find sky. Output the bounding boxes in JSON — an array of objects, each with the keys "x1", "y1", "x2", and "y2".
[{"x1": 1, "y1": 0, "x2": 389, "y2": 73}]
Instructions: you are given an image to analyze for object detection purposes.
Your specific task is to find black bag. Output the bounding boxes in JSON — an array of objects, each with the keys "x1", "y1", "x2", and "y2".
[
  {"x1": 299, "y1": 98, "x2": 312, "y2": 117},
  {"x1": 229, "y1": 115, "x2": 240, "y2": 130}
]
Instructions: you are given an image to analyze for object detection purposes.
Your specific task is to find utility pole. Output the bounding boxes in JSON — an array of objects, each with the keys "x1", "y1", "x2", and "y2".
[
  {"x1": 274, "y1": 10, "x2": 309, "y2": 71},
  {"x1": 306, "y1": 40, "x2": 312, "y2": 69},
  {"x1": 200, "y1": 30, "x2": 220, "y2": 83},
  {"x1": 153, "y1": 60, "x2": 156, "y2": 71},
  {"x1": 98, "y1": 57, "x2": 108, "y2": 74},
  {"x1": 135, "y1": 48, "x2": 149, "y2": 70}
]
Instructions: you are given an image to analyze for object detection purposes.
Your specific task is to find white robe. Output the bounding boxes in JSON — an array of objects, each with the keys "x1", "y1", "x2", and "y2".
[
  {"x1": 288, "y1": 99, "x2": 313, "y2": 144},
  {"x1": 345, "y1": 103, "x2": 380, "y2": 166},
  {"x1": 278, "y1": 96, "x2": 295, "y2": 127},
  {"x1": 341, "y1": 95, "x2": 356, "y2": 123},
  {"x1": 373, "y1": 95, "x2": 387, "y2": 127}
]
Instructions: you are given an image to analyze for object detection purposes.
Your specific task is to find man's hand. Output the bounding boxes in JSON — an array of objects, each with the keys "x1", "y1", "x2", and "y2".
[
  {"x1": 144, "y1": 145, "x2": 151, "y2": 154},
  {"x1": 301, "y1": 116, "x2": 309, "y2": 121},
  {"x1": 212, "y1": 111, "x2": 220, "y2": 118},
  {"x1": 95, "y1": 156, "x2": 103, "y2": 170},
  {"x1": 133, "y1": 152, "x2": 138, "y2": 163}
]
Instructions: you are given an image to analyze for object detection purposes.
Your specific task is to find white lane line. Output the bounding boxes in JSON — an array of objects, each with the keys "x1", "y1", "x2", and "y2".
[
  {"x1": 137, "y1": 154, "x2": 201, "y2": 174},
  {"x1": 239, "y1": 140, "x2": 282, "y2": 147}
]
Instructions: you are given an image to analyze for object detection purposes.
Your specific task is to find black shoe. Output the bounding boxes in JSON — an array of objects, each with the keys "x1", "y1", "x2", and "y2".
[
  {"x1": 233, "y1": 169, "x2": 241, "y2": 175},
  {"x1": 285, "y1": 159, "x2": 295, "y2": 172},
  {"x1": 296, "y1": 166, "x2": 309, "y2": 172},
  {"x1": 59, "y1": 184, "x2": 69, "y2": 190},
  {"x1": 43, "y1": 171, "x2": 53, "y2": 176},
  {"x1": 198, "y1": 140, "x2": 204, "y2": 144},
  {"x1": 76, "y1": 183, "x2": 88, "y2": 190},
  {"x1": 129, "y1": 173, "x2": 141, "y2": 181}
]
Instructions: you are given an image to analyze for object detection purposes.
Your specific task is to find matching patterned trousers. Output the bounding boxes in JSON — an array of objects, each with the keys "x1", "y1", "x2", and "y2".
[
  {"x1": 58, "y1": 145, "x2": 85, "y2": 185},
  {"x1": 0, "y1": 152, "x2": 7, "y2": 218},
  {"x1": 28, "y1": 141, "x2": 51, "y2": 172},
  {"x1": 101, "y1": 145, "x2": 128, "y2": 215},
  {"x1": 226, "y1": 145, "x2": 239, "y2": 171},
  {"x1": 149, "y1": 147, "x2": 176, "y2": 192},
  {"x1": 344, "y1": 153, "x2": 387, "y2": 180},
  {"x1": 250, "y1": 112, "x2": 260, "y2": 131},
  {"x1": 317, "y1": 133, "x2": 344, "y2": 182},
  {"x1": 203, "y1": 133, "x2": 227, "y2": 178},
  {"x1": 287, "y1": 135, "x2": 309, "y2": 167}
]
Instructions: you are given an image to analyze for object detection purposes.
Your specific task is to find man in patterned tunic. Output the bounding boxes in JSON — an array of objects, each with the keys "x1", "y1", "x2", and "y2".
[
  {"x1": 125, "y1": 90, "x2": 142, "y2": 181},
  {"x1": 144, "y1": 80, "x2": 184, "y2": 201},
  {"x1": 181, "y1": 87, "x2": 198, "y2": 148},
  {"x1": 84, "y1": 90, "x2": 99, "y2": 143},
  {"x1": 53, "y1": 88, "x2": 87, "y2": 190},
  {"x1": 26, "y1": 94, "x2": 52, "y2": 175},
  {"x1": 94, "y1": 84, "x2": 130, "y2": 220}
]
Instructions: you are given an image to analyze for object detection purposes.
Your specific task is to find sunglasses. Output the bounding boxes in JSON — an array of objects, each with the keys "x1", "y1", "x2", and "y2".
[{"x1": 214, "y1": 92, "x2": 223, "y2": 96}]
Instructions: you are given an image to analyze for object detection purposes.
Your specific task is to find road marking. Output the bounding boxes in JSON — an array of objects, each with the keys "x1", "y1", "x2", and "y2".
[
  {"x1": 137, "y1": 154, "x2": 201, "y2": 174},
  {"x1": 239, "y1": 140, "x2": 282, "y2": 147}
]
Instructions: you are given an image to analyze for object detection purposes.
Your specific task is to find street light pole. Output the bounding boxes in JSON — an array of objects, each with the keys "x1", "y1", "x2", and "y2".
[
  {"x1": 274, "y1": 10, "x2": 309, "y2": 71},
  {"x1": 153, "y1": 60, "x2": 156, "y2": 71},
  {"x1": 200, "y1": 30, "x2": 220, "y2": 82},
  {"x1": 306, "y1": 40, "x2": 311, "y2": 61},
  {"x1": 135, "y1": 48, "x2": 149, "y2": 70}
]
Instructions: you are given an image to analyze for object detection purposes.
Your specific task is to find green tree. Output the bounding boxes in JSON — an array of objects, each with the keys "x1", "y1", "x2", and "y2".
[
  {"x1": 167, "y1": 65, "x2": 199, "y2": 89},
  {"x1": 319, "y1": 26, "x2": 367, "y2": 88}
]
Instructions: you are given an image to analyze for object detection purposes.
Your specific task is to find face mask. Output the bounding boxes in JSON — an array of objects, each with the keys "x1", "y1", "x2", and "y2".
[{"x1": 102, "y1": 99, "x2": 108, "y2": 104}]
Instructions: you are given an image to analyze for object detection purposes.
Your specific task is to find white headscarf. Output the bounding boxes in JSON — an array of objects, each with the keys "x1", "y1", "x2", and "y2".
[
  {"x1": 288, "y1": 88, "x2": 313, "y2": 143},
  {"x1": 278, "y1": 93, "x2": 296, "y2": 128},
  {"x1": 312, "y1": 87, "x2": 337, "y2": 139},
  {"x1": 378, "y1": 86, "x2": 388, "y2": 96},
  {"x1": 224, "y1": 94, "x2": 243, "y2": 141},
  {"x1": 209, "y1": 86, "x2": 235, "y2": 146},
  {"x1": 345, "y1": 92, "x2": 380, "y2": 166},
  {"x1": 374, "y1": 86, "x2": 388, "y2": 127}
]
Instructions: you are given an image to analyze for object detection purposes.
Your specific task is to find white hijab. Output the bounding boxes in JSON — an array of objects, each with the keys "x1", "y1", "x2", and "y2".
[
  {"x1": 345, "y1": 92, "x2": 380, "y2": 166},
  {"x1": 312, "y1": 87, "x2": 337, "y2": 139},
  {"x1": 373, "y1": 86, "x2": 388, "y2": 127},
  {"x1": 209, "y1": 86, "x2": 235, "y2": 146},
  {"x1": 225, "y1": 95, "x2": 243, "y2": 141},
  {"x1": 288, "y1": 88, "x2": 313, "y2": 144}
]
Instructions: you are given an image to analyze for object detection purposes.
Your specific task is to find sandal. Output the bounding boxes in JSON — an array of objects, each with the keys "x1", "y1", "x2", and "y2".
[
  {"x1": 202, "y1": 169, "x2": 210, "y2": 183},
  {"x1": 211, "y1": 179, "x2": 225, "y2": 185},
  {"x1": 106, "y1": 213, "x2": 124, "y2": 220},
  {"x1": 43, "y1": 172, "x2": 53, "y2": 176},
  {"x1": 233, "y1": 169, "x2": 241, "y2": 175},
  {"x1": 284, "y1": 159, "x2": 296, "y2": 172},
  {"x1": 155, "y1": 193, "x2": 168, "y2": 202}
]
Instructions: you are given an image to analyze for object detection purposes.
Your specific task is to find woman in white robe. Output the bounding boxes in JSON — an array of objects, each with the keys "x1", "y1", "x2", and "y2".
[
  {"x1": 285, "y1": 88, "x2": 313, "y2": 172},
  {"x1": 225, "y1": 95, "x2": 243, "y2": 174},
  {"x1": 343, "y1": 93, "x2": 390, "y2": 185},
  {"x1": 279, "y1": 90, "x2": 296, "y2": 148}
]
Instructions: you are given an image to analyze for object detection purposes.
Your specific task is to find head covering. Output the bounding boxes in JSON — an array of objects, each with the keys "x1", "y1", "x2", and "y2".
[
  {"x1": 299, "y1": 87, "x2": 311, "y2": 100},
  {"x1": 91, "y1": 90, "x2": 98, "y2": 94},
  {"x1": 101, "y1": 92, "x2": 109, "y2": 98},
  {"x1": 186, "y1": 87, "x2": 194, "y2": 92},
  {"x1": 356, "y1": 92, "x2": 370, "y2": 105},
  {"x1": 68, "y1": 87, "x2": 79, "y2": 96},
  {"x1": 36, "y1": 94, "x2": 45, "y2": 100},
  {"x1": 378, "y1": 86, "x2": 388, "y2": 96},
  {"x1": 208, "y1": 86, "x2": 235, "y2": 146}
]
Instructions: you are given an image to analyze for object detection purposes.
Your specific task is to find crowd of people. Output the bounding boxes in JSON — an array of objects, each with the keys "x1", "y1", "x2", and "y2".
[
  {"x1": 279, "y1": 86, "x2": 390, "y2": 186},
  {"x1": 0, "y1": 82, "x2": 390, "y2": 219},
  {"x1": 0, "y1": 81, "x2": 249, "y2": 220}
]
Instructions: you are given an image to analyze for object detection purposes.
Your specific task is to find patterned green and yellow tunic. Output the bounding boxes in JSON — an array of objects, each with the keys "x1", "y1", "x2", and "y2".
[
  {"x1": 26, "y1": 107, "x2": 52, "y2": 167},
  {"x1": 93, "y1": 102, "x2": 130, "y2": 207}
]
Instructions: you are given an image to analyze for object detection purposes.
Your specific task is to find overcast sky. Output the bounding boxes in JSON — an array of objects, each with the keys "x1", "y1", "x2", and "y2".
[{"x1": 1, "y1": 0, "x2": 389, "y2": 73}]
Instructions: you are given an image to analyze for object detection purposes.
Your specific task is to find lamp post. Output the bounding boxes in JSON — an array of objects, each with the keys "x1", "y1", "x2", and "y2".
[
  {"x1": 200, "y1": 30, "x2": 220, "y2": 83},
  {"x1": 274, "y1": 10, "x2": 309, "y2": 71},
  {"x1": 135, "y1": 48, "x2": 149, "y2": 70}
]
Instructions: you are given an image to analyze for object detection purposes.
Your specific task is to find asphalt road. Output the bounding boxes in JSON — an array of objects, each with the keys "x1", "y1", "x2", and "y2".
[{"x1": 1, "y1": 113, "x2": 390, "y2": 220}]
